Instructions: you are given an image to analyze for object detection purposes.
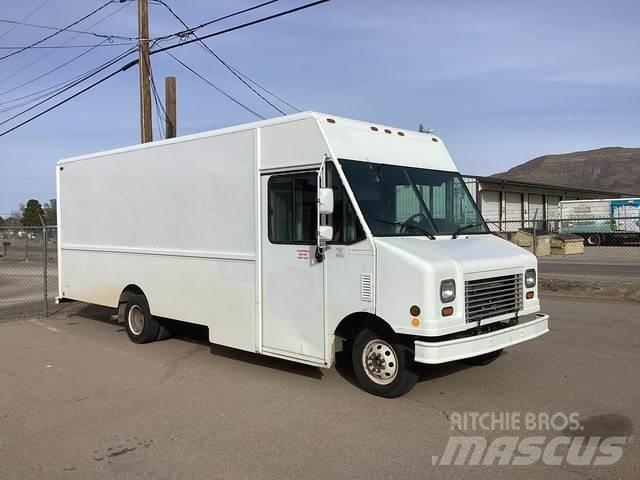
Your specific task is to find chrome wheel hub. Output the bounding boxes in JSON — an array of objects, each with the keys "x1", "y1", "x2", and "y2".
[
  {"x1": 362, "y1": 339, "x2": 398, "y2": 385},
  {"x1": 128, "y1": 305, "x2": 144, "y2": 335}
]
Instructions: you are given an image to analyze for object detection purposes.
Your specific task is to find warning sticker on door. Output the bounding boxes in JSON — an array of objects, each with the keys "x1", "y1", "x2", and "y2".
[{"x1": 296, "y1": 248, "x2": 309, "y2": 260}]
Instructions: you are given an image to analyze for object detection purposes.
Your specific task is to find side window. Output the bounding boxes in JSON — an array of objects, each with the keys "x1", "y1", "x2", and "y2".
[
  {"x1": 268, "y1": 172, "x2": 317, "y2": 244},
  {"x1": 327, "y1": 162, "x2": 366, "y2": 244}
]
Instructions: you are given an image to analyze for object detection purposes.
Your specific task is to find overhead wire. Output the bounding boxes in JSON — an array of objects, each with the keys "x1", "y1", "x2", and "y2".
[
  {"x1": 165, "y1": 50, "x2": 264, "y2": 120},
  {"x1": 0, "y1": 0, "x2": 133, "y2": 89},
  {"x1": 0, "y1": 0, "x2": 331, "y2": 137},
  {"x1": 0, "y1": 1, "x2": 115, "y2": 62},
  {"x1": 0, "y1": 0, "x2": 53, "y2": 41},
  {"x1": 156, "y1": 0, "x2": 290, "y2": 115}
]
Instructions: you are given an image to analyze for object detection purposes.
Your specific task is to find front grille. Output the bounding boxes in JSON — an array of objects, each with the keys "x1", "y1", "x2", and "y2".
[{"x1": 465, "y1": 274, "x2": 523, "y2": 323}]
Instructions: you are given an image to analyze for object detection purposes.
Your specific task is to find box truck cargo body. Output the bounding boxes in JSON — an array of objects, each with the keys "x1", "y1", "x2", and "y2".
[
  {"x1": 559, "y1": 198, "x2": 640, "y2": 246},
  {"x1": 57, "y1": 112, "x2": 548, "y2": 397}
]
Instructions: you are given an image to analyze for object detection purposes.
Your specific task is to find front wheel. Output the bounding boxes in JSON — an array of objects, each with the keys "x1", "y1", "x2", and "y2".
[{"x1": 352, "y1": 329, "x2": 418, "y2": 398}]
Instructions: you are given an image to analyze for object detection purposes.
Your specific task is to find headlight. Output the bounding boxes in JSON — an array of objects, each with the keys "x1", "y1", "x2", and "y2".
[
  {"x1": 525, "y1": 269, "x2": 537, "y2": 288},
  {"x1": 440, "y1": 279, "x2": 456, "y2": 303}
]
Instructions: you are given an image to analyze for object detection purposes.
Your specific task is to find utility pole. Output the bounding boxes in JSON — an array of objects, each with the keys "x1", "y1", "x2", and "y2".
[
  {"x1": 165, "y1": 76, "x2": 176, "y2": 139},
  {"x1": 138, "y1": 0, "x2": 152, "y2": 143}
]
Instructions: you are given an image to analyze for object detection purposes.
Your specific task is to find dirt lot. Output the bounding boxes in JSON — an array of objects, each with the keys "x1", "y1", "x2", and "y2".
[{"x1": 0, "y1": 297, "x2": 638, "y2": 480}]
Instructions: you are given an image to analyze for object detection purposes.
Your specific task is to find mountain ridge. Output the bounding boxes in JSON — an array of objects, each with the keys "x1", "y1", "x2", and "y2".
[{"x1": 492, "y1": 147, "x2": 640, "y2": 195}]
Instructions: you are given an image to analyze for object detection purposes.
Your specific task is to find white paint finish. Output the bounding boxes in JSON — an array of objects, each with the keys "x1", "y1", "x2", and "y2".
[
  {"x1": 60, "y1": 130, "x2": 257, "y2": 256},
  {"x1": 324, "y1": 241, "x2": 376, "y2": 337},
  {"x1": 60, "y1": 249, "x2": 256, "y2": 352},
  {"x1": 56, "y1": 111, "x2": 547, "y2": 373},
  {"x1": 374, "y1": 235, "x2": 537, "y2": 337},
  {"x1": 415, "y1": 314, "x2": 549, "y2": 364},
  {"x1": 259, "y1": 117, "x2": 328, "y2": 171},
  {"x1": 259, "y1": 176, "x2": 325, "y2": 363}
]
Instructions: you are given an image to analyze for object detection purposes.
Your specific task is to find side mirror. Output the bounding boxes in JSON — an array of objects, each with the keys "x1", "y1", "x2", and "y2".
[
  {"x1": 318, "y1": 225, "x2": 333, "y2": 242},
  {"x1": 318, "y1": 188, "x2": 334, "y2": 215}
]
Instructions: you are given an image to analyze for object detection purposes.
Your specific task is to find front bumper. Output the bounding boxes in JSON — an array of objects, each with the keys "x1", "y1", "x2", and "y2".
[{"x1": 414, "y1": 313, "x2": 549, "y2": 364}]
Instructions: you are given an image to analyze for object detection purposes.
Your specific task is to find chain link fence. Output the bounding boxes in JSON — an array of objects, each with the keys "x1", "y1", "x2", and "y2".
[
  {"x1": 488, "y1": 216, "x2": 640, "y2": 301},
  {"x1": 1, "y1": 214, "x2": 639, "y2": 319},
  {"x1": 0, "y1": 226, "x2": 60, "y2": 319}
]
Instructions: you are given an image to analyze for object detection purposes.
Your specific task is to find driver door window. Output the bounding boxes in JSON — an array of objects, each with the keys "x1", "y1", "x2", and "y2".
[{"x1": 268, "y1": 172, "x2": 317, "y2": 244}]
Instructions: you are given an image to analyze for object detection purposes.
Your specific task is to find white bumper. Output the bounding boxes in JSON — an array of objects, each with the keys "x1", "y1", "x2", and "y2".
[{"x1": 414, "y1": 313, "x2": 549, "y2": 365}]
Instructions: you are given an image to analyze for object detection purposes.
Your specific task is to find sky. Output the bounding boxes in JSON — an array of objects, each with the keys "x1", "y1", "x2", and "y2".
[{"x1": 0, "y1": 0, "x2": 639, "y2": 216}]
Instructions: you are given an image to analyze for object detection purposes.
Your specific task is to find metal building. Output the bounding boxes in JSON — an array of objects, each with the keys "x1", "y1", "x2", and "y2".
[{"x1": 462, "y1": 175, "x2": 631, "y2": 231}]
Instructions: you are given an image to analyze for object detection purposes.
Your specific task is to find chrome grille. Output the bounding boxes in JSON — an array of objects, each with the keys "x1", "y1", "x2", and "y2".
[{"x1": 465, "y1": 274, "x2": 523, "y2": 323}]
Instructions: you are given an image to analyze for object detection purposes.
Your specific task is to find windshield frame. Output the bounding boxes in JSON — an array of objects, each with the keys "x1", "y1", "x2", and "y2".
[{"x1": 337, "y1": 158, "x2": 490, "y2": 238}]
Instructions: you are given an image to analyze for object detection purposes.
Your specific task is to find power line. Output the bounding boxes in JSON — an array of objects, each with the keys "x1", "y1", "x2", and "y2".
[
  {"x1": 0, "y1": 1, "x2": 133, "y2": 92},
  {"x1": 157, "y1": 0, "x2": 282, "y2": 41},
  {"x1": 151, "y1": 0, "x2": 330, "y2": 57},
  {"x1": 0, "y1": 46, "x2": 137, "y2": 127},
  {"x1": 156, "y1": 0, "x2": 289, "y2": 115},
  {"x1": 0, "y1": 42, "x2": 136, "y2": 50},
  {"x1": 165, "y1": 51, "x2": 264, "y2": 119},
  {"x1": 0, "y1": 62, "x2": 136, "y2": 138},
  {"x1": 0, "y1": 0, "x2": 52, "y2": 41},
  {"x1": 0, "y1": 0, "x2": 330, "y2": 136},
  {"x1": 0, "y1": 1, "x2": 115, "y2": 62},
  {"x1": 0, "y1": 18, "x2": 138, "y2": 41}
]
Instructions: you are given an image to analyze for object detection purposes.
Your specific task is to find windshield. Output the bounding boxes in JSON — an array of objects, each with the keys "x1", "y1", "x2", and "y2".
[{"x1": 339, "y1": 159, "x2": 489, "y2": 237}]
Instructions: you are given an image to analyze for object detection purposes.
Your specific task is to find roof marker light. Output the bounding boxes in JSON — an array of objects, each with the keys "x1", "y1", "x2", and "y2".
[
  {"x1": 326, "y1": 118, "x2": 336, "y2": 124},
  {"x1": 431, "y1": 137, "x2": 439, "y2": 143},
  {"x1": 370, "y1": 126, "x2": 378, "y2": 131},
  {"x1": 397, "y1": 131, "x2": 405, "y2": 136},
  {"x1": 384, "y1": 129, "x2": 392, "y2": 134}
]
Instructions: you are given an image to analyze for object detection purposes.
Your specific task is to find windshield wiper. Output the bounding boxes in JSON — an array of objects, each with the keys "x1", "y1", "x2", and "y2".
[
  {"x1": 451, "y1": 223, "x2": 483, "y2": 239},
  {"x1": 375, "y1": 218, "x2": 436, "y2": 240}
]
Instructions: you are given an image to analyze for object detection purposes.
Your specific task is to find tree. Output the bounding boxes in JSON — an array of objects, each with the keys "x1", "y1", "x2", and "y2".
[
  {"x1": 0, "y1": 216, "x2": 4, "y2": 227},
  {"x1": 43, "y1": 199, "x2": 57, "y2": 225},
  {"x1": 21, "y1": 199, "x2": 44, "y2": 226}
]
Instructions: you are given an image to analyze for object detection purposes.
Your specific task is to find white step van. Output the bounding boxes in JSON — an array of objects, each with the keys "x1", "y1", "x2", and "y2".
[{"x1": 57, "y1": 112, "x2": 549, "y2": 397}]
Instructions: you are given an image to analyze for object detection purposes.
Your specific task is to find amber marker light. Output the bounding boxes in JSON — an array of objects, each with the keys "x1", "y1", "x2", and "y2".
[
  {"x1": 526, "y1": 291, "x2": 535, "y2": 300},
  {"x1": 411, "y1": 318, "x2": 420, "y2": 327},
  {"x1": 370, "y1": 126, "x2": 379, "y2": 131},
  {"x1": 442, "y1": 307, "x2": 454, "y2": 317},
  {"x1": 326, "y1": 118, "x2": 336, "y2": 124}
]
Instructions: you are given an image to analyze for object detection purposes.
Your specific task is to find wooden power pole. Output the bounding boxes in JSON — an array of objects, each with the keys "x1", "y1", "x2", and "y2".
[
  {"x1": 138, "y1": 0, "x2": 152, "y2": 143},
  {"x1": 165, "y1": 76, "x2": 176, "y2": 139}
]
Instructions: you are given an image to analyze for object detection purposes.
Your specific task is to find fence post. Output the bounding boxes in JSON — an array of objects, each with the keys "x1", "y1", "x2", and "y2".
[
  {"x1": 532, "y1": 209, "x2": 538, "y2": 257},
  {"x1": 39, "y1": 217, "x2": 48, "y2": 318}
]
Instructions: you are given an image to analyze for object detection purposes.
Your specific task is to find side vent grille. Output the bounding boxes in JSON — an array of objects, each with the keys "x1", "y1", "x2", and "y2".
[{"x1": 361, "y1": 273, "x2": 374, "y2": 302}]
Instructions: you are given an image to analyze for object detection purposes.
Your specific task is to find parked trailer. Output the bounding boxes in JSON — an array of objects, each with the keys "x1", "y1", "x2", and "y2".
[
  {"x1": 57, "y1": 112, "x2": 548, "y2": 397},
  {"x1": 559, "y1": 198, "x2": 640, "y2": 246}
]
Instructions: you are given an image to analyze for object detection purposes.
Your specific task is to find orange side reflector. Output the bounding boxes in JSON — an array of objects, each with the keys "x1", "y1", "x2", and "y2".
[
  {"x1": 411, "y1": 317, "x2": 420, "y2": 327},
  {"x1": 442, "y1": 307, "x2": 454, "y2": 317}
]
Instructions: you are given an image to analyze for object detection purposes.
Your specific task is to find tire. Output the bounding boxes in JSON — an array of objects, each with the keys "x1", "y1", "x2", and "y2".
[
  {"x1": 352, "y1": 328, "x2": 418, "y2": 398},
  {"x1": 462, "y1": 348, "x2": 503, "y2": 366},
  {"x1": 585, "y1": 233, "x2": 601, "y2": 247},
  {"x1": 124, "y1": 294, "x2": 160, "y2": 344}
]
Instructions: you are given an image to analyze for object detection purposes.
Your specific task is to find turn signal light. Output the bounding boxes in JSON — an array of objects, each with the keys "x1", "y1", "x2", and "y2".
[
  {"x1": 411, "y1": 318, "x2": 420, "y2": 327},
  {"x1": 442, "y1": 307, "x2": 454, "y2": 317},
  {"x1": 526, "y1": 291, "x2": 534, "y2": 300}
]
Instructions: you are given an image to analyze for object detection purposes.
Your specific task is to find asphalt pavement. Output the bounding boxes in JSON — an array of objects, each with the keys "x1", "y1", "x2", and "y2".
[{"x1": 0, "y1": 297, "x2": 638, "y2": 479}]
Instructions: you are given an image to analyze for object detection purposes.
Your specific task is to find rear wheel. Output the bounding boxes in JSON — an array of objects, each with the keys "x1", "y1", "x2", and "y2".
[
  {"x1": 585, "y1": 233, "x2": 601, "y2": 247},
  {"x1": 462, "y1": 348, "x2": 503, "y2": 366},
  {"x1": 352, "y1": 328, "x2": 418, "y2": 398},
  {"x1": 124, "y1": 294, "x2": 160, "y2": 344}
]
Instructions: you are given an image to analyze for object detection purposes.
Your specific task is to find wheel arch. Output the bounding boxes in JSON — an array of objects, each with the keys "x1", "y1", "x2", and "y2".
[
  {"x1": 117, "y1": 284, "x2": 147, "y2": 323},
  {"x1": 334, "y1": 311, "x2": 396, "y2": 341}
]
